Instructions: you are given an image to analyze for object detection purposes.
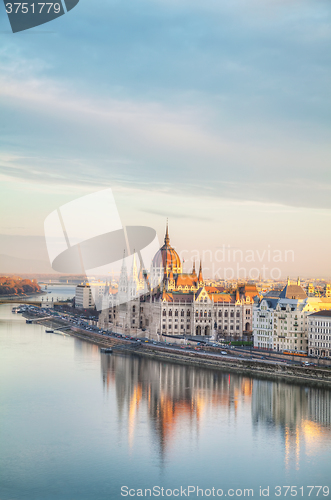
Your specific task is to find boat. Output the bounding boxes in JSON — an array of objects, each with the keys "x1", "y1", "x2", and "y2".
[
  {"x1": 12, "y1": 307, "x2": 18, "y2": 313},
  {"x1": 26, "y1": 319, "x2": 33, "y2": 324},
  {"x1": 100, "y1": 348, "x2": 112, "y2": 354},
  {"x1": 45, "y1": 329, "x2": 54, "y2": 333}
]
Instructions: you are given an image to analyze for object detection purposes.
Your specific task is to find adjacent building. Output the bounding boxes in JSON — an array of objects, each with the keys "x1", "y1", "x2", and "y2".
[
  {"x1": 253, "y1": 279, "x2": 331, "y2": 355},
  {"x1": 75, "y1": 282, "x2": 108, "y2": 309},
  {"x1": 75, "y1": 284, "x2": 94, "y2": 309},
  {"x1": 308, "y1": 310, "x2": 331, "y2": 358}
]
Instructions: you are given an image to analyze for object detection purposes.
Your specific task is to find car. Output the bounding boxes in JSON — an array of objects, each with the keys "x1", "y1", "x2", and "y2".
[
  {"x1": 153, "y1": 342, "x2": 157, "y2": 345},
  {"x1": 144, "y1": 340, "x2": 149, "y2": 343},
  {"x1": 221, "y1": 351, "x2": 227, "y2": 355}
]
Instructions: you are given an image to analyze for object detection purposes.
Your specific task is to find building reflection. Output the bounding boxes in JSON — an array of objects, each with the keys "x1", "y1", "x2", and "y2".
[
  {"x1": 251, "y1": 380, "x2": 331, "y2": 469},
  {"x1": 101, "y1": 354, "x2": 331, "y2": 464},
  {"x1": 101, "y1": 354, "x2": 252, "y2": 455}
]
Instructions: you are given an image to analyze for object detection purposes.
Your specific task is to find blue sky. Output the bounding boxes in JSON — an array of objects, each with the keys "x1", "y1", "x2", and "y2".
[{"x1": 0, "y1": 0, "x2": 331, "y2": 277}]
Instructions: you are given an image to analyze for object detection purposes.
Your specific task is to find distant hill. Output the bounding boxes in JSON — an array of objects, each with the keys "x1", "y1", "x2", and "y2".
[{"x1": 0, "y1": 276, "x2": 41, "y2": 296}]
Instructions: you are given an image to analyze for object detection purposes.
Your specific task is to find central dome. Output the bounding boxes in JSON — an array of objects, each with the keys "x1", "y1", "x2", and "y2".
[{"x1": 152, "y1": 223, "x2": 182, "y2": 273}]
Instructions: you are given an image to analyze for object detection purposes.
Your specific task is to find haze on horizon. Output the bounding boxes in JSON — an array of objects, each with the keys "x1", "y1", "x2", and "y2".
[{"x1": 0, "y1": 0, "x2": 330, "y2": 278}]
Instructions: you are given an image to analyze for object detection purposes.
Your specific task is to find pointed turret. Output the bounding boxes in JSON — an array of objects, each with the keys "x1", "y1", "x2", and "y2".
[
  {"x1": 128, "y1": 252, "x2": 139, "y2": 299},
  {"x1": 130, "y1": 251, "x2": 138, "y2": 281},
  {"x1": 198, "y1": 260, "x2": 203, "y2": 285},
  {"x1": 192, "y1": 260, "x2": 196, "y2": 276},
  {"x1": 297, "y1": 277, "x2": 300, "y2": 286},
  {"x1": 118, "y1": 250, "x2": 129, "y2": 303}
]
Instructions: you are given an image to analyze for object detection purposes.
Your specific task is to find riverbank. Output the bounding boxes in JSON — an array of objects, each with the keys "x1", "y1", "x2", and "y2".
[
  {"x1": 0, "y1": 290, "x2": 46, "y2": 300},
  {"x1": 22, "y1": 311, "x2": 331, "y2": 387}
]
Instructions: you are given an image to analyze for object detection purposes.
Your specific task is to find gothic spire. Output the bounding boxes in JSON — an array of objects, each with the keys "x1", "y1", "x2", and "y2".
[
  {"x1": 198, "y1": 260, "x2": 203, "y2": 283},
  {"x1": 164, "y1": 218, "x2": 170, "y2": 245}
]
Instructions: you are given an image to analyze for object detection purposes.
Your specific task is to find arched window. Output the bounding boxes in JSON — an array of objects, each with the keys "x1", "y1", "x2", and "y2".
[
  {"x1": 181, "y1": 310, "x2": 184, "y2": 317},
  {"x1": 132, "y1": 306, "x2": 135, "y2": 313},
  {"x1": 208, "y1": 311, "x2": 211, "y2": 317},
  {"x1": 204, "y1": 310, "x2": 207, "y2": 317},
  {"x1": 218, "y1": 311, "x2": 222, "y2": 317},
  {"x1": 162, "y1": 310, "x2": 166, "y2": 317},
  {"x1": 175, "y1": 310, "x2": 178, "y2": 317},
  {"x1": 187, "y1": 310, "x2": 190, "y2": 317},
  {"x1": 169, "y1": 309, "x2": 172, "y2": 317}
]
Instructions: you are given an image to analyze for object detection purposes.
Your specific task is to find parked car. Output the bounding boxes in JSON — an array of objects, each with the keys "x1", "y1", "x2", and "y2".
[{"x1": 221, "y1": 351, "x2": 227, "y2": 355}]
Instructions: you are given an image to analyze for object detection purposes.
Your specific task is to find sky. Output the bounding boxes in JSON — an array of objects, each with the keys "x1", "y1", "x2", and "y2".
[{"x1": 0, "y1": 0, "x2": 331, "y2": 278}]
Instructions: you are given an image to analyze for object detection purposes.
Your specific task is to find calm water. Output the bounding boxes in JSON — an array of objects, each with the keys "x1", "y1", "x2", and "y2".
[
  {"x1": 0, "y1": 303, "x2": 330, "y2": 500},
  {"x1": 24, "y1": 284, "x2": 76, "y2": 302}
]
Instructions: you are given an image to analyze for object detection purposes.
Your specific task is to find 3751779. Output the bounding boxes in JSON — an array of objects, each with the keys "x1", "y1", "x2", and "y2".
[{"x1": 5, "y1": 3, "x2": 62, "y2": 14}]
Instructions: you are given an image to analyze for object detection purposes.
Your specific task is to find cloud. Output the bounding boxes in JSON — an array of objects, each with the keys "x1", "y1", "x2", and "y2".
[{"x1": 0, "y1": 0, "x2": 330, "y2": 212}]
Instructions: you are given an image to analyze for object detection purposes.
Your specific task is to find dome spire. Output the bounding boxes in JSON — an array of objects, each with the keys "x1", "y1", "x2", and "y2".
[{"x1": 164, "y1": 218, "x2": 170, "y2": 245}]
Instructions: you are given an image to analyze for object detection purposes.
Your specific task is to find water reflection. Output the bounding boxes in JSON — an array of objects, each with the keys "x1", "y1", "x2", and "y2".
[
  {"x1": 101, "y1": 354, "x2": 331, "y2": 467},
  {"x1": 252, "y1": 379, "x2": 331, "y2": 469}
]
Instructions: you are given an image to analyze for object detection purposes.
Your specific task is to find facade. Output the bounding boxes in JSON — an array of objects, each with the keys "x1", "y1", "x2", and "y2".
[
  {"x1": 253, "y1": 279, "x2": 331, "y2": 354},
  {"x1": 75, "y1": 282, "x2": 108, "y2": 309},
  {"x1": 98, "y1": 224, "x2": 259, "y2": 340},
  {"x1": 308, "y1": 310, "x2": 331, "y2": 358},
  {"x1": 75, "y1": 284, "x2": 94, "y2": 309}
]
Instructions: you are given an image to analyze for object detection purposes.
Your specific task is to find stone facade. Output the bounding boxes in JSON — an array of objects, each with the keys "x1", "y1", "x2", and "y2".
[
  {"x1": 98, "y1": 224, "x2": 259, "y2": 341},
  {"x1": 253, "y1": 279, "x2": 331, "y2": 356},
  {"x1": 308, "y1": 310, "x2": 331, "y2": 358}
]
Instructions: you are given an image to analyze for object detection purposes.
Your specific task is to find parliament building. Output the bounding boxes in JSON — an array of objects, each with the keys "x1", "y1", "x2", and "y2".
[{"x1": 98, "y1": 224, "x2": 258, "y2": 341}]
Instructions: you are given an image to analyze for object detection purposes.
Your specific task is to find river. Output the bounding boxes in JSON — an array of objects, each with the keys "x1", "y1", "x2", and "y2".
[{"x1": 0, "y1": 303, "x2": 330, "y2": 500}]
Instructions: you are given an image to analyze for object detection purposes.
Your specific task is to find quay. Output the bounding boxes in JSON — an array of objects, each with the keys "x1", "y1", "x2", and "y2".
[{"x1": 22, "y1": 310, "x2": 331, "y2": 387}]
